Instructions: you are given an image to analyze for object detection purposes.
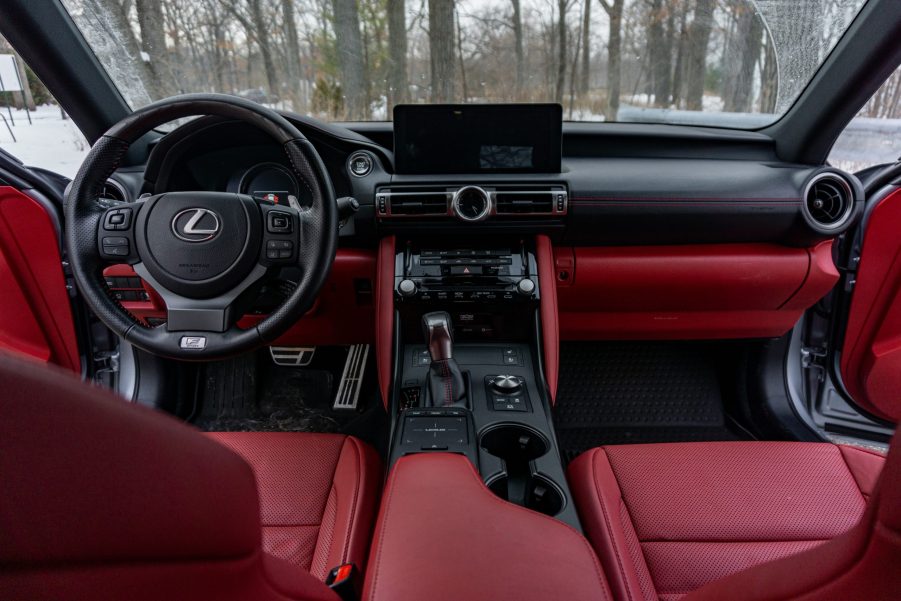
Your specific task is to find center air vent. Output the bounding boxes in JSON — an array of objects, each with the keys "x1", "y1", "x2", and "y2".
[
  {"x1": 376, "y1": 184, "x2": 567, "y2": 220},
  {"x1": 802, "y1": 173, "x2": 854, "y2": 233}
]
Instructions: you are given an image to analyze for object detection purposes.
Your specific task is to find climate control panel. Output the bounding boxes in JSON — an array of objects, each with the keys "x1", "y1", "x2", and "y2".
[{"x1": 393, "y1": 243, "x2": 539, "y2": 305}]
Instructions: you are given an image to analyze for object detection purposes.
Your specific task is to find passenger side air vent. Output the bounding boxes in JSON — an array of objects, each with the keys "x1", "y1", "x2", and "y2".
[
  {"x1": 495, "y1": 191, "x2": 556, "y2": 214},
  {"x1": 802, "y1": 173, "x2": 854, "y2": 232}
]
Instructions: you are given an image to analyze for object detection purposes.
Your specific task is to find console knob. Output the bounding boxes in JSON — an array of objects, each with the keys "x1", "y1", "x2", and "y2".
[
  {"x1": 490, "y1": 375, "x2": 522, "y2": 392},
  {"x1": 398, "y1": 279, "x2": 417, "y2": 297},
  {"x1": 517, "y1": 278, "x2": 536, "y2": 296}
]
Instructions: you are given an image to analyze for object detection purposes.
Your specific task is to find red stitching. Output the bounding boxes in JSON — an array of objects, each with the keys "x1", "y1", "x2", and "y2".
[{"x1": 592, "y1": 448, "x2": 637, "y2": 601}]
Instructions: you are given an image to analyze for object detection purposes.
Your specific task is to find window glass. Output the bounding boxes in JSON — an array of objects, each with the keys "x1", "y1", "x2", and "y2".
[
  {"x1": 829, "y1": 66, "x2": 901, "y2": 172},
  {"x1": 0, "y1": 34, "x2": 89, "y2": 178},
  {"x1": 60, "y1": 0, "x2": 868, "y2": 129}
]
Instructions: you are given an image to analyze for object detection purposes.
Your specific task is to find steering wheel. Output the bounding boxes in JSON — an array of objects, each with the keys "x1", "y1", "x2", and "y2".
[{"x1": 65, "y1": 94, "x2": 338, "y2": 360}]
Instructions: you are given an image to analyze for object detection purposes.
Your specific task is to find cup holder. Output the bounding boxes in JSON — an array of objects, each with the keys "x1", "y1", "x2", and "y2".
[
  {"x1": 480, "y1": 425, "x2": 562, "y2": 516},
  {"x1": 487, "y1": 474, "x2": 565, "y2": 516},
  {"x1": 480, "y1": 424, "x2": 549, "y2": 462}
]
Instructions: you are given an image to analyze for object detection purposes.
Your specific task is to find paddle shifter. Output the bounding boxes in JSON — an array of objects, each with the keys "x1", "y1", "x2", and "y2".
[{"x1": 422, "y1": 311, "x2": 467, "y2": 407}]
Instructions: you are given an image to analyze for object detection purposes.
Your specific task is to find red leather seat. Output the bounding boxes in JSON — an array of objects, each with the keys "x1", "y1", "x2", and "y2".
[
  {"x1": 0, "y1": 353, "x2": 380, "y2": 601},
  {"x1": 568, "y1": 439, "x2": 895, "y2": 601},
  {"x1": 207, "y1": 432, "x2": 381, "y2": 581}
]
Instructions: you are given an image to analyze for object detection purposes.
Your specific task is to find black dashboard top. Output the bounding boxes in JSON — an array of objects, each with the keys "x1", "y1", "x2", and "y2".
[{"x1": 117, "y1": 110, "x2": 863, "y2": 249}]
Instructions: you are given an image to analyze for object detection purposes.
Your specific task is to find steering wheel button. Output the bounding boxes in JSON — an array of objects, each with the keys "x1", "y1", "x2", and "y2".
[
  {"x1": 103, "y1": 244, "x2": 129, "y2": 256},
  {"x1": 267, "y1": 212, "x2": 292, "y2": 233},
  {"x1": 278, "y1": 250, "x2": 292, "y2": 259},
  {"x1": 102, "y1": 236, "x2": 128, "y2": 246},
  {"x1": 266, "y1": 249, "x2": 280, "y2": 259}
]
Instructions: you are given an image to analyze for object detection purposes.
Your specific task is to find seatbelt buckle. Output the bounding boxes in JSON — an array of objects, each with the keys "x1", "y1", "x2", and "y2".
[{"x1": 326, "y1": 563, "x2": 359, "y2": 601}]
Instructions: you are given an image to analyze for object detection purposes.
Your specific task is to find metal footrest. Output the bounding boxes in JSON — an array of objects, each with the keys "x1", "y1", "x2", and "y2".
[{"x1": 333, "y1": 344, "x2": 369, "y2": 410}]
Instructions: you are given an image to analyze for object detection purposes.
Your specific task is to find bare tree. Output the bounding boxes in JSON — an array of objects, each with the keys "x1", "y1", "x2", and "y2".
[
  {"x1": 554, "y1": 0, "x2": 568, "y2": 103},
  {"x1": 387, "y1": 0, "x2": 409, "y2": 109},
  {"x1": 282, "y1": 0, "x2": 305, "y2": 110},
  {"x1": 684, "y1": 0, "x2": 714, "y2": 111},
  {"x1": 722, "y1": 1, "x2": 763, "y2": 113},
  {"x1": 579, "y1": 0, "x2": 591, "y2": 96},
  {"x1": 600, "y1": 0, "x2": 625, "y2": 121},
  {"x1": 332, "y1": 0, "x2": 367, "y2": 117},
  {"x1": 511, "y1": 0, "x2": 526, "y2": 98},
  {"x1": 135, "y1": 0, "x2": 173, "y2": 96},
  {"x1": 428, "y1": 0, "x2": 455, "y2": 102}
]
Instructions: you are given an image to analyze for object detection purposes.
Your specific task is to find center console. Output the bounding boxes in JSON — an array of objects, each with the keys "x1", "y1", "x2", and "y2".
[{"x1": 384, "y1": 237, "x2": 579, "y2": 529}]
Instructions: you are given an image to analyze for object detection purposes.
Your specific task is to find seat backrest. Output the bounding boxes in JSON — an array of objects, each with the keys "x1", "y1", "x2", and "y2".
[
  {"x1": 685, "y1": 430, "x2": 900, "y2": 601},
  {"x1": 0, "y1": 352, "x2": 336, "y2": 601}
]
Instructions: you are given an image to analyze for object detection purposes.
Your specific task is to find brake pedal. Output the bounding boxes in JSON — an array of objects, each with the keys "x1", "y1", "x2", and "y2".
[
  {"x1": 269, "y1": 346, "x2": 316, "y2": 367},
  {"x1": 333, "y1": 344, "x2": 369, "y2": 410}
]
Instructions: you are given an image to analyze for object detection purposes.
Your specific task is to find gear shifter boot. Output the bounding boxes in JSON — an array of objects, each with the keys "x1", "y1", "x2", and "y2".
[
  {"x1": 427, "y1": 357, "x2": 467, "y2": 407},
  {"x1": 421, "y1": 312, "x2": 467, "y2": 407}
]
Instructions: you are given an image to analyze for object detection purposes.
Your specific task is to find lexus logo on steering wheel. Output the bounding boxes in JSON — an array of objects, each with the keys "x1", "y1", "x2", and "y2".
[{"x1": 171, "y1": 208, "x2": 221, "y2": 242}]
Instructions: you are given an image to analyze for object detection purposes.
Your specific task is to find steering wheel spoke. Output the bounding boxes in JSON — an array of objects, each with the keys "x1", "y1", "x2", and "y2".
[
  {"x1": 258, "y1": 202, "x2": 302, "y2": 267},
  {"x1": 97, "y1": 204, "x2": 140, "y2": 265},
  {"x1": 133, "y1": 262, "x2": 266, "y2": 333}
]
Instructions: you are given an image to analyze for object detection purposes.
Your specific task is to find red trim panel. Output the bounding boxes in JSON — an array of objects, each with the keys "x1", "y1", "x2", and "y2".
[
  {"x1": 841, "y1": 187, "x2": 901, "y2": 423},
  {"x1": 104, "y1": 249, "x2": 377, "y2": 345},
  {"x1": 0, "y1": 186, "x2": 79, "y2": 371},
  {"x1": 238, "y1": 249, "x2": 376, "y2": 345},
  {"x1": 556, "y1": 242, "x2": 838, "y2": 340},
  {"x1": 376, "y1": 236, "x2": 396, "y2": 407},
  {"x1": 535, "y1": 235, "x2": 559, "y2": 402}
]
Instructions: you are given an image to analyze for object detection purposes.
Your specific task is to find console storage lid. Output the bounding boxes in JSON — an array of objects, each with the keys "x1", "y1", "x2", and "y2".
[{"x1": 362, "y1": 453, "x2": 612, "y2": 601}]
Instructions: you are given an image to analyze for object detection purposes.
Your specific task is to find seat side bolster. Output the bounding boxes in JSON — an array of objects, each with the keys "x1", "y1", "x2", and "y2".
[
  {"x1": 838, "y1": 444, "x2": 886, "y2": 500},
  {"x1": 568, "y1": 448, "x2": 657, "y2": 601},
  {"x1": 311, "y1": 436, "x2": 382, "y2": 579}
]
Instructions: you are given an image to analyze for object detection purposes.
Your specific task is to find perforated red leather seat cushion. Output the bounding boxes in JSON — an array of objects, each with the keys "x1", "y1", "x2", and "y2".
[
  {"x1": 568, "y1": 442, "x2": 885, "y2": 601},
  {"x1": 207, "y1": 432, "x2": 381, "y2": 581}
]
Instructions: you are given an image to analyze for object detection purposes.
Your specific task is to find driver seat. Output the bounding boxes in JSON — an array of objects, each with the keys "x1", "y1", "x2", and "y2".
[{"x1": 0, "y1": 352, "x2": 380, "y2": 601}]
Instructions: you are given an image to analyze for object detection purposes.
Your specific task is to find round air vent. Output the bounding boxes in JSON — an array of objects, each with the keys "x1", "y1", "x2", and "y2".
[
  {"x1": 802, "y1": 173, "x2": 854, "y2": 232},
  {"x1": 99, "y1": 179, "x2": 129, "y2": 204},
  {"x1": 452, "y1": 185, "x2": 492, "y2": 222}
]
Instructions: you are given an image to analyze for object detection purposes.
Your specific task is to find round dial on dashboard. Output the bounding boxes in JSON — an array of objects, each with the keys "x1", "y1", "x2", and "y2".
[{"x1": 452, "y1": 186, "x2": 492, "y2": 222}]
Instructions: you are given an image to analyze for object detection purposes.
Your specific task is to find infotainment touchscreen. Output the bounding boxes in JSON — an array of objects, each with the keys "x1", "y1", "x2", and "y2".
[{"x1": 393, "y1": 104, "x2": 562, "y2": 174}]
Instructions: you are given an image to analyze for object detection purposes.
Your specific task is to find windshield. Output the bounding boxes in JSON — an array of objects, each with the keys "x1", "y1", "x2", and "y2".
[{"x1": 61, "y1": 0, "x2": 867, "y2": 128}]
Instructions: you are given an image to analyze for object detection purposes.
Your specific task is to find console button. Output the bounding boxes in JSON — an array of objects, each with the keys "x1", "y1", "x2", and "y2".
[{"x1": 398, "y1": 279, "x2": 417, "y2": 298}]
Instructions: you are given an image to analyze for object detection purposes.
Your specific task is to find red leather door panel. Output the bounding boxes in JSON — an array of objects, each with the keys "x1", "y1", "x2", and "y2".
[
  {"x1": 841, "y1": 187, "x2": 901, "y2": 423},
  {"x1": 0, "y1": 186, "x2": 79, "y2": 371}
]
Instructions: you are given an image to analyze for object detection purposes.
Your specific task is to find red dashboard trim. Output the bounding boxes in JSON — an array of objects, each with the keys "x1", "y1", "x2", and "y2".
[
  {"x1": 376, "y1": 236, "x2": 396, "y2": 407},
  {"x1": 103, "y1": 249, "x2": 377, "y2": 345},
  {"x1": 535, "y1": 235, "x2": 559, "y2": 402},
  {"x1": 555, "y1": 242, "x2": 839, "y2": 340}
]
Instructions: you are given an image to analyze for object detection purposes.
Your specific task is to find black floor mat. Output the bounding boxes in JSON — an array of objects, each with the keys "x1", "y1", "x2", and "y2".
[
  {"x1": 554, "y1": 342, "x2": 741, "y2": 461},
  {"x1": 194, "y1": 351, "x2": 342, "y2": 433}
]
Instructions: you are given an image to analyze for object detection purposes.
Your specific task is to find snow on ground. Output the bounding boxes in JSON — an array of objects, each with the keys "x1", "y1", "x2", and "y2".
[{"x1": 0, "y1": 104, "x2": 89, "y2": 179}]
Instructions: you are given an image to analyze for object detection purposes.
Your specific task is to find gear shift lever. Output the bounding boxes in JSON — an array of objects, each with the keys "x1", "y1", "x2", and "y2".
[{"x1": 421, "y1": 312, "x2": 467, "y2": 407}]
